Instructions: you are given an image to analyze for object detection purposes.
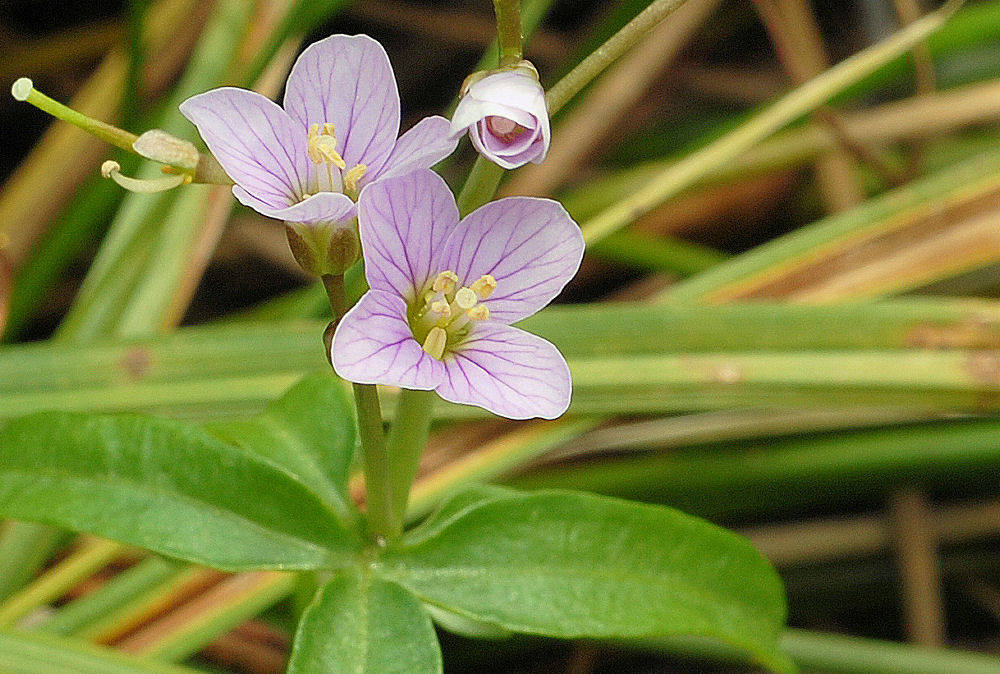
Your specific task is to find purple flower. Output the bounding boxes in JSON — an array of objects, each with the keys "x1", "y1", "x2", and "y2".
[
  {"x1": 332, "y1": 170, "x2": 583, "y2": 420},
  {"x1": 179, "y1": 34, "x2": 457, "y2": 227},
  {"x1": 450, "y1": 70, "x2": 550, "y2": 169}
]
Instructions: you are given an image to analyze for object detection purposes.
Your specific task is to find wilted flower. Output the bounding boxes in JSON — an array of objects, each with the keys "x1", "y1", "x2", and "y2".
[
  {"x1": 450, "y1": 67, "x2": 550, "y2": 169},
  {"x1": 332, "y1": 170, "x2": 583, "y2": 419},
  {"x1": 180, "y1": 34, "x2": 457, "y2": 228}
]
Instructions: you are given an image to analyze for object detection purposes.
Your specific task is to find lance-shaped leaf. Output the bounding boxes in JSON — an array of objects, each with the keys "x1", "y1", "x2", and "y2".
[
  {"x1": 205, "y1": 372, "x2": 358, "y2": 523},
  {"x1": 0, "y1": 411, "x2": 363, "y2": 571},
  {"x1": 287, "y1": 570, "x2": 441, "y2": 674},
  {"x1": 379, "y1": 489, "x2": 791, "y2": 672}
]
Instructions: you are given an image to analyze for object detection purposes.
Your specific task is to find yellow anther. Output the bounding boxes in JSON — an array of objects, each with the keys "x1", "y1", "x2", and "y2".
[
  {"x1": 343, "y1": 163, "x2": 367, "y2": 194},
  {"x1": 467, "y1": 304, "x2": 490, "y2": 321},
  {"x1": 307, "y1": 122, "x2": 346, "y2": 168},
  {"x1": 430, "y1": 300, "x2": 451, "y2": 318},
  {"x1": 421, "y1": 327, "x2": 447, "y2": 360},
  {"x1": 454, "y1": 287, "x2": 478, "y2": 310},
  {"x1": 470, "y1": 274, "x2": 497, "y2": 299},
  {"x1": 432, "y1": 271, "x2": 459, "y2": 294}
]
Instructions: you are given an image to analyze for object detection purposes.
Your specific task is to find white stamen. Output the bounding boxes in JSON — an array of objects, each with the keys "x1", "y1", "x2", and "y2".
[
  {"x1": 11, "y1": 77, "x2": 32, "y2": 102},
  {"x1": 101, "y1": 160, "x2": 189, "y2": 193}
]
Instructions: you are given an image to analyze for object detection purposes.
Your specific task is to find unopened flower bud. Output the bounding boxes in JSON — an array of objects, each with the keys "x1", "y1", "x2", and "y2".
[{"x1": 450, "y1": 63, "x2": 550, "y2": 169}]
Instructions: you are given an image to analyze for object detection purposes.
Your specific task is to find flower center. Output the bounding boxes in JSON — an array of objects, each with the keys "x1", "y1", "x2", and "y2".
[
  {"x1": 485, "y1": 115, "x2": 529, "y2": 143},
  {"x1": 305, "y1": 122, "x2": 367, "y2": 199},
  {"x1": 410, "y1": 270, "x2": 497, "y2": 360}
]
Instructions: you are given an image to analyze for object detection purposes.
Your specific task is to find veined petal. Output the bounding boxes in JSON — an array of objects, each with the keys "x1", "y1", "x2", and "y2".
[
  {"x1": 180, "y1": 88, "x2": 308, "y2": 208},
  {"x1": 284, "y1": 34, "x2": 400, "y2": 179},
  {"x1": 358, "y1": 170, "x2": 459, "y2": 304},
  {"x1": 439, "y1": 197, "x2": 584, "y2": 323},
  {"x1": 438, "y1": 323, "x2": 571, "y2": 420},
  {"x1": 332, "y1": 291, "x2": 445, "y2": 390},
  {"x1": 449, "y1": 97, "x2": 537, "y2": 137},
  {"x1": 233, "y1": 187, "x2": 355, "y2": 224},
  {"x1": 371, "y1": 116, "x2": 458, "y2": 184}
]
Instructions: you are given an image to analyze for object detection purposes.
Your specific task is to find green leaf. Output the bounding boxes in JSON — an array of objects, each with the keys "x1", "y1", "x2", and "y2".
[
  {"x1": 287, "y1": 571, "x2": 442, "y2": 674},
  {"x1": 205, "y1": 373, "x2": 358, "y2": 523},
  {"x1": 0, "y1": 412, "x2": 363, "y2": 571},
  {"x1": 380, "y1": 489, "x2": 791, "y2": 672}
]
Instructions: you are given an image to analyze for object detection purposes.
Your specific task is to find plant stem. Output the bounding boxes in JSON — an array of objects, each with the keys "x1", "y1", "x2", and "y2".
[
  {"x1": 544, "y1": 0, "x2": 691, "y2": 114},
  {"x1": 321, "y1": 274, "x2": 396, "y2": 540},
  {"x1": 493, "y1": 0, "x2": 524, "y2": 66},
  {"x1": 457, "y1": 156, "x2": 505, "y2": 216},
  {"x1": 386, "y1": 388, "x2": 437, "y2": 526}
]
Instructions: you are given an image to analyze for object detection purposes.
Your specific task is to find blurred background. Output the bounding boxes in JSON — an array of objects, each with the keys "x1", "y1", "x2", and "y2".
[{"x1": 4, "y1": 0, "x2": 1000, "y2": 672}]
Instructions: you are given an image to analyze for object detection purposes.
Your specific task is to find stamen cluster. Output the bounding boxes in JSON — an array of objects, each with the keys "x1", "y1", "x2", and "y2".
[{"x1": 411, "y1": 271, "x2": 496, "y2": 359}]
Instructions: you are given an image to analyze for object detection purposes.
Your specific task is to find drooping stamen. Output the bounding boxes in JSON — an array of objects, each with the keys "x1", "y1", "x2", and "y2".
[
  {"x1": 421, "y1": 326, "x2": 447, "y2": 360},
  {"x1": 486, "y1": 116, "x2": 529, "y2": 143},
  {"x1": 343, "y1": 164, "x2": 367, "y2": 196},
  {"x1": 307, "y1": 123, "x2": 346, "y2": 168},
  {"x1": 101, "y1": 160, "x2": 189, "y2": 193}
]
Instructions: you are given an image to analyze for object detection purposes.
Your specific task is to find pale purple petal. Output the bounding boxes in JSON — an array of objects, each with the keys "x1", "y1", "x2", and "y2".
[
  {"x1": 469, "y1": 121, "x2": 547, "y2": 170},
  {"x1": 438, "y1": 323, "x2": 571, "y2": 420},
  {"x1": 283, "y1": 34, "x2": 400, "y2": 178},
  {"x1": 233, "y1": 188, "x2": 355, "y2": 224},
  {"x1": 439, "y1": 198, "x2": 584, "y2": 323},
  {"x1": 371, "y1": 116, "x2": 458, "y2": 184},
  {"x1": 357, "y1": 170, "x2": 459, "y2": 304},
  {"x1": 332, "y1": 291, "x2": 445, "y2": 390},
  {"x1": 180, "y1": 88, "x2": 308, "y2": 208}
]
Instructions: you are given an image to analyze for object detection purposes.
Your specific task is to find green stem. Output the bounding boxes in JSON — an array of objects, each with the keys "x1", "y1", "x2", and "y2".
[
  {"x1": 457, "y1": 156, "x2": 505, "y2": 216},
  {"x1": 386, "y1": 388, "x2": 437, "y2": 526},
  {"x1": 321, "y1": 274, "x2": 396, "y2": 540},
  {"x1": 493, "y1": 0, "x2": 524, "y2": 66},
  {"x1": 544, "y1": 0, "x2": 691, "y2": 114},
  {"x1": 11, "y1": 77, "x2": 138, "y2": 153}
]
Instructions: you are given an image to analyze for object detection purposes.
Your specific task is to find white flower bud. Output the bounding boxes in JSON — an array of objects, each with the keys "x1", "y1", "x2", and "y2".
[{"x1": 449, "y1": 69, "x2": 550, "y2": 169}]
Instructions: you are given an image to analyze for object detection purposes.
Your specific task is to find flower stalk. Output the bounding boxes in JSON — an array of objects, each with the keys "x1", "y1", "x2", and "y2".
[
  {"x1": 544, "y1": 0, "x2": 691, "y2": 115},
  {"x1": 386, "y1": 388, "x2": 437, "y2": 527},
  {"x1": 493, "y1": 0, "x2": 524, "y2": 66},
  {"x1": 321, "y1": 273, "x2": 397, "y2": 541}
]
